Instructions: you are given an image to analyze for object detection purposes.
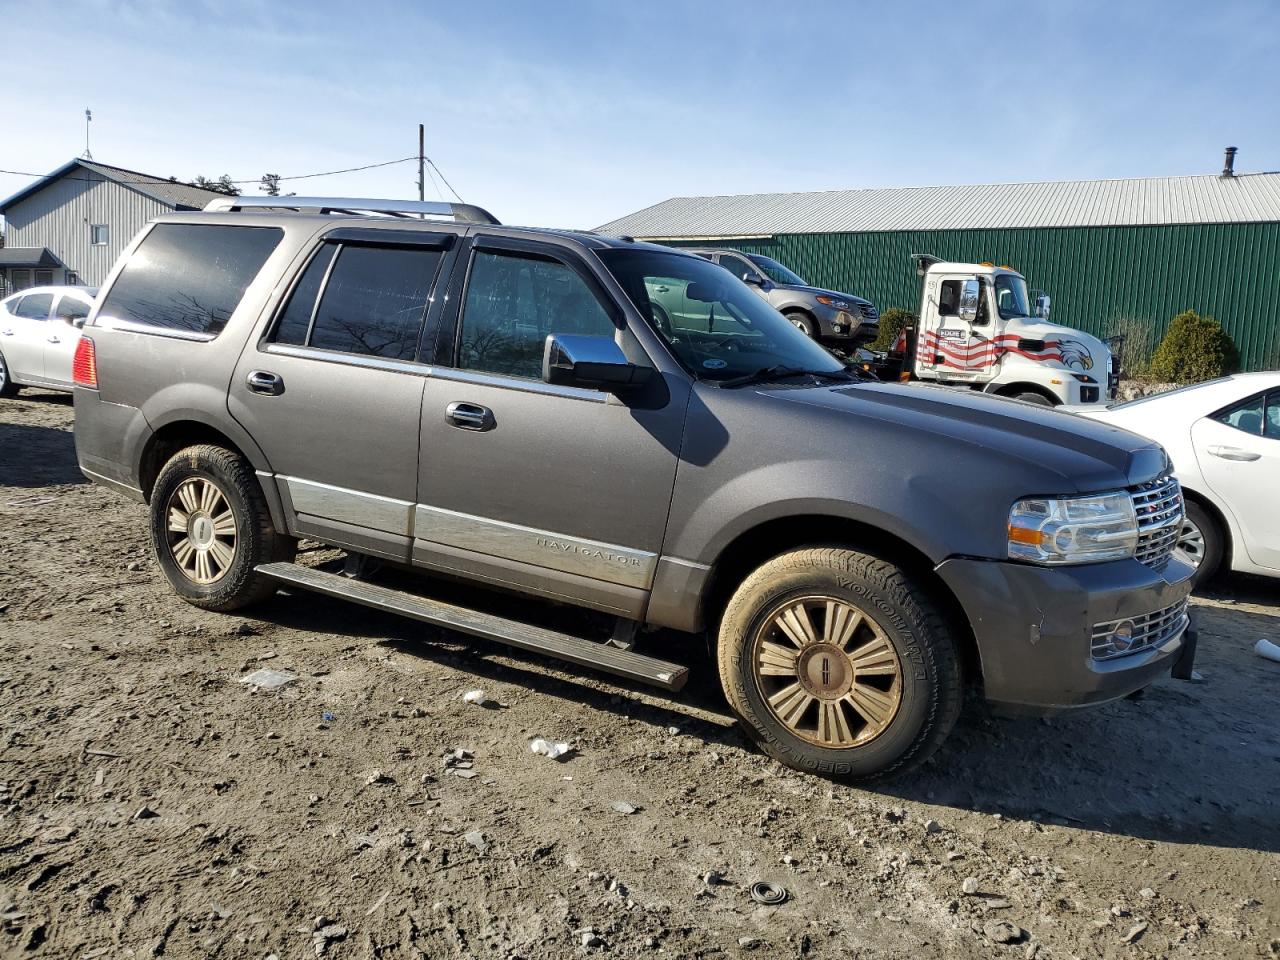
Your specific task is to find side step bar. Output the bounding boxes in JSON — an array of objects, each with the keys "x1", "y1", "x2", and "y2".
[{"x1": 255, "y1": 562, "x2": 689, "y2": 691}]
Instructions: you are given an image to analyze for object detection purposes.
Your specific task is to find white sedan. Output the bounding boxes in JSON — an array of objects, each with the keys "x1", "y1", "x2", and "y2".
[
  {"x1": 0, "y1": 286, "x2": 98, "y2": 396},
  {"x1": 1078, "y1": 372, "x2": 1280, "y2": 585}
]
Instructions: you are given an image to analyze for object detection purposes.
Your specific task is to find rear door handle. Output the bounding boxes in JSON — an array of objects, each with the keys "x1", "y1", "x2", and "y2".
[
  {"x1": 445, "y1": 401, "x2": 495, "y2": 431},
  {"x1": 1207, "y1": 444, "x2": 1261, "y2": 462},
  {"x1": 1, "y1": 329, "x2": 13, "y2": 336},
  {"x1": 246, "y1": 370, "x2": 285, "y2": 396},
  {"x1": 47, "y1": 336, "x2": 61, "y2": 344}
]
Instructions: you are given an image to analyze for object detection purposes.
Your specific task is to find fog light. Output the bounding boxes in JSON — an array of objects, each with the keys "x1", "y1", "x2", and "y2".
[{"x1": 1110, "y1": 620, "x2": 1135, "y2": 653}]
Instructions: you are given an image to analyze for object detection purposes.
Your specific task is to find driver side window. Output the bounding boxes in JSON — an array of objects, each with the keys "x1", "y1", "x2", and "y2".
[
  {"x1": 719, "y1": 255, "x2": 757, "y2": 282},
  {"x1": 458, "y1": 250, "x2": 615, "y2": 380}
]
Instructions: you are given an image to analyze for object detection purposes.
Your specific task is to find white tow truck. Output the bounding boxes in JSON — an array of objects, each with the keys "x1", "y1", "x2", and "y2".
[{"x1": 878, "y1": 255, "x2": 1115, "y2": 407}]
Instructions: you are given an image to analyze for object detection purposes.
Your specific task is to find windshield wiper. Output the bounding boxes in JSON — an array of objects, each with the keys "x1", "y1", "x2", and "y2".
[{"x1": 717, "y1": 365, "x2": 856, "y2": 389}]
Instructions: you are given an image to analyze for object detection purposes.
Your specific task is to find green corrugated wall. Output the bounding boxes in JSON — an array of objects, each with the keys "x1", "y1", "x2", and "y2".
[{"x1": 664, "y1": 223, "x2": 1280, "y2": 371}]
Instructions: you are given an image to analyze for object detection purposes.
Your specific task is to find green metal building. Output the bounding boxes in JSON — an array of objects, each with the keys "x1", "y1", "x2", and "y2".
[{"x1": 596, "y1": 165, "x2": 1280, "y2": 371}]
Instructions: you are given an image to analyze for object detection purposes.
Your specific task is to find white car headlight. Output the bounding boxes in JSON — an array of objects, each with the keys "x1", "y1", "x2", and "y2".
[{"x1": 1008, "y1": 491, "x2": 1138, "y2": 564}]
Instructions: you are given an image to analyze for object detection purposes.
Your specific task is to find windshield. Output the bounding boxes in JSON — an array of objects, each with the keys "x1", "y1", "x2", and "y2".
[
  {"x1": 748, "y1": 254, "x2": 807, "y2": 286},
  {"x1": 598, "y1": 249, "x2": 845, "y2": 382},
  {"x1": 994, "y1": 273, "x2": 1031, "y2": 320}
]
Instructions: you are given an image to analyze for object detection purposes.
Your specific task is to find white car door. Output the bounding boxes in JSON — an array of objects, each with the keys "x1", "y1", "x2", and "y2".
[
  {"x1": 45, "y1": 294, "x2": 90, "y2": 385},
  {"x1": 1190, "y1": 387, "x2": 1280, "y2": 571},
  {"x1": 0, "y1": 292, "x2": 55, "y2": 383}
]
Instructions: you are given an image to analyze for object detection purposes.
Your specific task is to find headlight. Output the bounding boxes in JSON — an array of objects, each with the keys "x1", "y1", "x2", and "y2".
[
  {"x1": 1008, "y1": 491, "x2": 1138, "y2": 564},
  {"x1": 815, "y1": 295, "x2": 851, "y2": 310}
]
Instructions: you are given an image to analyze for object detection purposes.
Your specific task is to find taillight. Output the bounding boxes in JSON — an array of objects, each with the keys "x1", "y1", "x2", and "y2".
[{"x1": 73, "y1": 336, "x2": 98, "y2": 388}]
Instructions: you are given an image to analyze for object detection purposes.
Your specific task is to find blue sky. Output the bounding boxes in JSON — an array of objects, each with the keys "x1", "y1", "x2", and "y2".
[{"x1": 1, "y1": 0, "x2": 1277, "y2": 229}]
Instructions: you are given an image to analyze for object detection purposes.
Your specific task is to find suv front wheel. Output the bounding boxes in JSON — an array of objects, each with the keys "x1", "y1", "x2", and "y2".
[
  {"x1": 717, "y1": 547, "x2": 962, "y2": 781},
  {"x1": 149, "y1": 444, "x2": 295, "y2": 611}
]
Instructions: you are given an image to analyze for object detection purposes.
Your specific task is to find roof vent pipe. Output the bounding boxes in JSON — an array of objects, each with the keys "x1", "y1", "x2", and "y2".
[{"x1": 1222, "y1": 146, "x2": 1238, "y2": 178}]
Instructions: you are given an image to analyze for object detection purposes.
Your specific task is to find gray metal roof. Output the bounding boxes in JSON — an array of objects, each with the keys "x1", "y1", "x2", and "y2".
[
  {"x1": 0, "y1": 159, "x2": 227, "y2": 213},
  {"x1": 595, "y1": 172, "x2": 1280, "y2": 238},
  {"x1": 0, "y1": 247, "x2": 63, "y2": 267}
]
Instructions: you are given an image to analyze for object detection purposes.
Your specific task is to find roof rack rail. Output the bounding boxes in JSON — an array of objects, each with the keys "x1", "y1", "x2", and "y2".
[{"x1": 202, "y1": 196, "x2": 500, "y2": 225}]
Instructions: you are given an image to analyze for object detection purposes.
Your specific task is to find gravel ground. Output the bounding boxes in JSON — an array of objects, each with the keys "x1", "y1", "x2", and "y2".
[{"x1": 0, "y1": 390, "x2": 1277, "y2": 960}]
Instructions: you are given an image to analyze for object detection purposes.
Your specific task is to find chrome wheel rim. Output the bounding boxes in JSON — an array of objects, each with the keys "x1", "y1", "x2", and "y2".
[
  {"x1": 752, "y1": 596, "x2": 903, "y2": 748},
  {"x1": 790, "y1": 318, "x2": 809, "y2": 334},
  {"x1": 1175, "y1": 516, "x2": 1205, "y2": 568},
  {"x1": 165, "y1": 477, "x2": 237, "y2": 584}
]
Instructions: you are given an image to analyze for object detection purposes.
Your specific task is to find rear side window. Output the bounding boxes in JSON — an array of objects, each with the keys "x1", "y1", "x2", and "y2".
[
  {"x1": 1215, "y1": 393, "x2": 1265, "y2": 435},
  {"x1": 14, "y1": 294, "x2": 53, "y2": 320},
  {"x1": 271, "y1": 244, "x2": 442, "y2": 360},
  {"x1": 55, "y1": 296, "x2": 91, "y2": 322},
  {"x1": 98, "y1": 224, "x2": 283, "y2": 336}
]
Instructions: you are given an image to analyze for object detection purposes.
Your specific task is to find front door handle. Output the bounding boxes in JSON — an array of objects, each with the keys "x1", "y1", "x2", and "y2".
[
  {"x1": 1207, "y1": 444, "x2": 1261, "y2": 462},
  {"x1": 2, "y1": 328, "x2": 13, "y2": 336},
  {"x1": 47, "y1": 335, "x2": 61, "y2": 344},
  {"x1": 246, "y1": 370, "x2": 285, "y2": 396},
  {"x1": 445, "y1": 401, "x2": 495, "y2": 431}
]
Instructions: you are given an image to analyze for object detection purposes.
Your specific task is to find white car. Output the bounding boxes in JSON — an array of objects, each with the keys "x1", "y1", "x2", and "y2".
[
  {"x1": 1078, "y1": 373, "x2": 1280, "y2": 585},
  {"x1": 0, "y1": 286, "x2": 98, "y2": 396}
]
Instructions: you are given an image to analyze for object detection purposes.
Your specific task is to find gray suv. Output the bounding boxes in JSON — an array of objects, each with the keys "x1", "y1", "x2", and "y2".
[
  {"x1": 72, "y1": 196, "x2": 1196, "y2": 781},
  {"x1": 686, "y1": 248, "x2": 878, "y2": 345}
]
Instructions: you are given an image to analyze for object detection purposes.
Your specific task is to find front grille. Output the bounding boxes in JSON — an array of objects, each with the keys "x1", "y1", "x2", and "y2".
[
  {"x1": 858, "y1": 303, "x2": 879, "y2": 321},
  {"x1": 1092, "y1": 597, "x2": 1190, "y2": 661},
  {"x1": 1130, "y1": 475, "x2": 1183, "y2": 571}
]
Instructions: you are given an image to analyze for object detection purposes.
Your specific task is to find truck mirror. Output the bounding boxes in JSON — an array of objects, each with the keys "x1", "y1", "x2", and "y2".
[
  {"x1": 958, "y1": 278, "x2": 981, "y2": 323},
  {"x1": 543, "y1": 333, "x2": 651, "y2": 391},
  {"x1": 1035, "y1": 294, "x2": 1051, "y2": 319}
]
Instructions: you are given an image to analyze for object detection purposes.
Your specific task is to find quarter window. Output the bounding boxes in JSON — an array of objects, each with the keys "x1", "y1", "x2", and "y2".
[
  {"x1": 98, "y1": 224, "x2": 283, "y2": 336},
  {"x1": 272, "y1": 245, "x2": 338, "y2": 347},
  {"x1": 306, "y1": 245, "x2": 442, "y2": 360},
  {"x1": 14, "y1": 294, "x2": 54, "y2": 320},
  {"x1": 457, "y1": 250, "x2": 616, "y2": 380}
]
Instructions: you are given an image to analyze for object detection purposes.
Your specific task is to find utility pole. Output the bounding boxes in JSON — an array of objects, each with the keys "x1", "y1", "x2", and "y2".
[
  {"x1": 417, "y1": 123, "x2": 425, "y2": 203},
  {"x1": 83, "y1": 109, "x2": 93, "y2": 160}
]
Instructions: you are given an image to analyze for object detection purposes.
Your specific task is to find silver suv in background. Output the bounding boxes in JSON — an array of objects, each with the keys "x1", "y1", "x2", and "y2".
[
  {"x1": 72, "y1": 196, "x2": 1196, "y2": 782},
  {"x1": 684, "y1": 248, "x2": 878, "y2": 345}
]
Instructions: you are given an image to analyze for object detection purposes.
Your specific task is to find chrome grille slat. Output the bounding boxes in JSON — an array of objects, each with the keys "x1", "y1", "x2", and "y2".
[
  {"x1": 858, "y1": 304, "x2": 879, "y2": 321},
  {"x1": 1091, "y1": 597, "x2": 1190, "y2": 660},
  {"x1": 1130, "y1": 475, "x2": 1183, "y2": 571}
]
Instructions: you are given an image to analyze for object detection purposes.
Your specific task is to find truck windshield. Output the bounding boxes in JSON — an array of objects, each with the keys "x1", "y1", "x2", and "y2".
[
  {"x1": 598, "y1": 248, "x2": 845, "y2": 382},
  {"x1": 994, "y1": 274, "x2": 1032, "y2": 320},
  {"x1": 747, "y1": 254, "x2": 807, "y2": 286}
]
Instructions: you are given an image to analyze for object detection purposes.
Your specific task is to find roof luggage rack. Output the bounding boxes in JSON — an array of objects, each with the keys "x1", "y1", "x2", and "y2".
[{"x1": 203, "y1": 195, "x2": 500, "y2": 225}]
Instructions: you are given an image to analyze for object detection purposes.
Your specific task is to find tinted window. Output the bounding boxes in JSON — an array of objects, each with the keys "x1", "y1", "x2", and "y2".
[
  {"x1": 938, "y1": 280, "x2": 960, "y2": 316},
  {"x1": 458, "y1": 250, "x2": 616, "y2": 379},
  {"x1": 1215, "y1": 394, "x2": 1265, "y2": 435},
  {"x1": 272, "y1": 245, "x2": 338, "y2": 346},
  {"x1": 308, "y1": 245, "x2": 441, "y2": 359},
  {"x1": 14, "y1": 294, "x2": 53, "y2": 320},
  {"x1": 1266, "y1": 391, "x2": 1280, "y2": 439},
  {"x1": 54, "y1": 295, "x2": 91, "y2": 321},
  {"x1": 98, "y1": 224, "x2": 283, "y2": 336}
]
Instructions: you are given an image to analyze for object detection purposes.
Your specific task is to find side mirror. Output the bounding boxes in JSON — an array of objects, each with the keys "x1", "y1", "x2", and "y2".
[
  {"x1": 958, "y1": 278, "x2": 981, "y2": 323},
  {"x1": 71, "y1": 316, "x2": 87, "y2": 329},
  {"x1": 741, "y1": 272, "x2": 763, "y2": 286},
  {"x1": 543, "y1": 333, "x2": 652, "y2": 391},
  {"x1": 1034, "y1": 294, "x2": 1051, "y2": 319}
]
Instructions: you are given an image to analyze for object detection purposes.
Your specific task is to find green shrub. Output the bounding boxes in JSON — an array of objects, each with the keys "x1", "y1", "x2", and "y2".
[
  {"x1": 870, "y1": 307, "x2": 917, "y2": 352},
  {"x1": 1148, "y1": 310, "x2": 1240, "y2": 384}
]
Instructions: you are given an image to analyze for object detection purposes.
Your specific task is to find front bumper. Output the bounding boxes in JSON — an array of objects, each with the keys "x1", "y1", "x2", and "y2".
[
  {"x1": 817, "y1": 308, "x2": 877, "y2": 342},
  {"x1": 935, "y1": 554, "x2": 1195, "y2": 713}
]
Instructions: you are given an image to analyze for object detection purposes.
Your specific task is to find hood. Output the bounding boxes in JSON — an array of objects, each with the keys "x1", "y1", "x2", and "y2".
[
  {"x1": 777, "y1": 283, "x2": 871, "y2": 307},
  {"x1": 1002, "y1": 319, "x2": 1110, "y2": 373},
  {"x1": 773, "y1": 380, "x2": 1167, "y2": 493}
]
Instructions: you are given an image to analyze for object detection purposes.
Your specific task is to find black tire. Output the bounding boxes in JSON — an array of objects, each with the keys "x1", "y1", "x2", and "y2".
[
  {"x1": 650, "y1": 303, "x2": 673, "y2": 337},
  {"x1": 149, "y1": 444, "x2": 295, "y2": 611},
  {"x1": 1178, "y1": 499, "x2": 1223, "y2": 589},
  {"x1": 785, "y1": 311, "x2": 818, "y2": 338},
  {"x1": 0, "y1": 349, "x2": 19, "y2": 398},
  {"x1": 1011, "y1": 391, "x2": 1055, "y2": 406},
  {"x1": 717, "y1": 547, "x2": 963, "y2": 782}
]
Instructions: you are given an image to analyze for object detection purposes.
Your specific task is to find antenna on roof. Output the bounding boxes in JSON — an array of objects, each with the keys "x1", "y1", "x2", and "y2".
[{"x1": 82, "y1": 109, "x2": 93, "y2": 160}]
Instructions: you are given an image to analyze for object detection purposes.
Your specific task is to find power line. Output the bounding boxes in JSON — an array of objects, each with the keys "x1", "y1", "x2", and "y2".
[{"x1": 0, "y1": 155, "x2": 421, "y2": 188}]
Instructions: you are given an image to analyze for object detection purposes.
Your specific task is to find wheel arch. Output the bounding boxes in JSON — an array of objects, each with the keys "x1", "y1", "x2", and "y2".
[
  {"x1": 698, "y1": 514, "x2": 982, "y2": 690},
  {"x1": 989, "y1": 381, "x2": 1060, "y2": 406},
  {"x1": 1180, "y1": 483, "x2": 1233, "y2": 571},
  {"x1": 138, "y1": 419, "x2": 288, "y2": 533}
]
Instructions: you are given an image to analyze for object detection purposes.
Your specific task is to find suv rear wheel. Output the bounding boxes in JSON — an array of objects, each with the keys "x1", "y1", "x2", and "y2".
[
  {"x1": 150, "y1": 444, "x2": 295, "y2": 611},
  {"x1": 717, "y1": 547, "x2": 962, "y2": 781}
]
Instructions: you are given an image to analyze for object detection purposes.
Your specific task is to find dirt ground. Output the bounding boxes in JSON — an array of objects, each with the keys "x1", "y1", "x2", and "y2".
[{"x1": 0, "y1": 390, "x2": 1277, "y2": 960}]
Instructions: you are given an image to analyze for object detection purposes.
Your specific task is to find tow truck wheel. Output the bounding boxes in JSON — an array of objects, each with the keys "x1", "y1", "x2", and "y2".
[
  {"x1": 717, "y1": 547, "x2": 962, "y2": 781},
  {"x1": 1011, "y1": 391, "x2": 1055, "y2": 406}
]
